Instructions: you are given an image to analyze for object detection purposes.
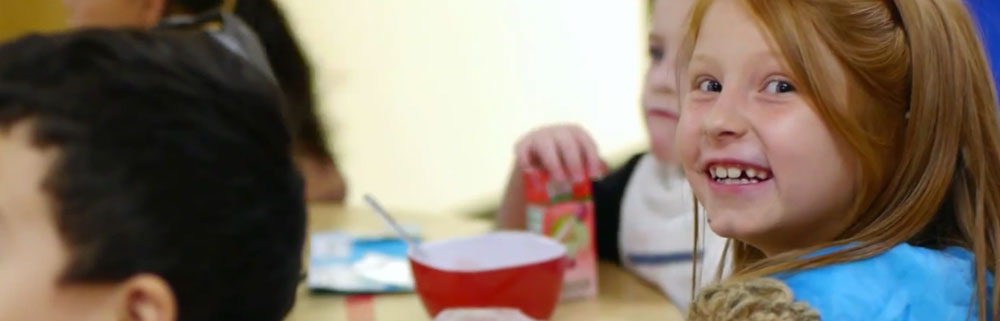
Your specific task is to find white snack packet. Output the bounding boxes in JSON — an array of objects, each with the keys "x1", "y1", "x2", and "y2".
[{"x1": 433, "y1": 308, "x2": 537, "y2": 321}]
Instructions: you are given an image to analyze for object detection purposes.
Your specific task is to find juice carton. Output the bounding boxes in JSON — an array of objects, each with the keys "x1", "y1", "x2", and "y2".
[{"x1": 522, "y1": 170, "x2": 598, "y2": 300}]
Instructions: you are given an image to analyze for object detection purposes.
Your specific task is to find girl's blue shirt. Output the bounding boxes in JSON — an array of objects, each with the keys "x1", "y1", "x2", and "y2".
[{"x1": 775, "y1": 243, "x2": 993, "y2": 321}]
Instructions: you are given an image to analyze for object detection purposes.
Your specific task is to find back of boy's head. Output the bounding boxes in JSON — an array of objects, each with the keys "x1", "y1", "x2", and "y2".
[{"x1": 0, "y1": 29, "x2": 306, "y2": 321}]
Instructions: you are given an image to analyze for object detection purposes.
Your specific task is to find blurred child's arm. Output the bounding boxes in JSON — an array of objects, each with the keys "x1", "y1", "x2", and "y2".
[
  {"x1": 497, "y1": 165, "x2": 527, "y2": 229},
  {"x1": 296, "y1": 153, "x2": 347, "y2": 202}
]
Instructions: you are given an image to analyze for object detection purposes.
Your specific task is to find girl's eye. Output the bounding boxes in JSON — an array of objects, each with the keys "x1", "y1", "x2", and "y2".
[
  {"x1": 763, "y1": 80, "x2": 796, "y2": 94},
  {"x1": 697, "y1": 79, "x2": 722, "y2": 92},
  {"x1": 648, "y1": 46, "x2": 664, "y2": 63}
]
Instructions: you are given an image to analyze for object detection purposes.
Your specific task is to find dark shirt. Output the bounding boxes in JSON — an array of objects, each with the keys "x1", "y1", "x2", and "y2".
[{"x1": 592, "y1": 153, "x2": 645, "y2": 263}]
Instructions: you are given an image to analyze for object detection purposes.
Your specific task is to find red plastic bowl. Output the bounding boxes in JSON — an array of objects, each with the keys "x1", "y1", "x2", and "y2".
[{"x1": 409, "y1": 231, "x2": 567, "y2": 320}]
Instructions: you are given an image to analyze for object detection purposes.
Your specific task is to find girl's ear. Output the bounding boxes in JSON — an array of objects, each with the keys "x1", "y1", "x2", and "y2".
[{"x1": 115, "y1": 274, "x2": 177, "y2": 321}]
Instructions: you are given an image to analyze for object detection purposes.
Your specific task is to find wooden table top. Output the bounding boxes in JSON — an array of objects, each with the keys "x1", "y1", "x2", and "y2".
[{"x1": 285, "y1": 204, "x2": 683, "y2": 321}]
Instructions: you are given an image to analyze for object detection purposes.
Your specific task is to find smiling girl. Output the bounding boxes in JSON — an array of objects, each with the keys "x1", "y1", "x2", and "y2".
[{"x1": 675, "y1": 0, "x2": 999, "y2": 319}]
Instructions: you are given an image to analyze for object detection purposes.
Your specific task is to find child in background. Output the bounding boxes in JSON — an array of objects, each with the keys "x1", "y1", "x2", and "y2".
[
  {"x1": 62, "y1": 0, "x2": 347, "y2": 202},
  {"x1": 497, "y1": 0, "x2": 728, "y2": 309},
  {"x1": 0, "y1": 29, "x2": 304, "y2": 321},
  {"x1": 675, "y1": 0, "x2": 998, "y2": 319}
]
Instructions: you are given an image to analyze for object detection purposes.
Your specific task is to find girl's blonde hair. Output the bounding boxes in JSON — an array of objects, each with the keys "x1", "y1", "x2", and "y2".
[{"x1": 679, "y1": 0, "x2": 1000, "y2": 319}]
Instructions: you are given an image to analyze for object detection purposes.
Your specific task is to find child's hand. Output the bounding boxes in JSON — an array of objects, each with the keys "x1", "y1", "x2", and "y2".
[{"x1": 515, "y1": 124, "x2": 605, "y2": 182}]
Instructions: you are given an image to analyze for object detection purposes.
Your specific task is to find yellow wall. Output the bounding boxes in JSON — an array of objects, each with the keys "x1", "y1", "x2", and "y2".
[
  {"x1": 0, "y1": 0, "x2": 66, "y2": 41},
  {"x1": 279, "y1": 0, "x2": 648, "y2": 214},
  {"x1": 0, "y1": 0, "x2": 649, "y2": 215}
]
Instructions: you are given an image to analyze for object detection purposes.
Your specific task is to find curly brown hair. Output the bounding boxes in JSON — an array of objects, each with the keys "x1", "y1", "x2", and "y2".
[{"x1": 687, "y1": 278, "x2": 818, "y2": 321}]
